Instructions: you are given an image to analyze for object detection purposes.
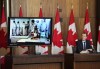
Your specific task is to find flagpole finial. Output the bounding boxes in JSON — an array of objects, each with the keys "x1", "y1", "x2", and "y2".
[
  {"x1": 3, "y1": 0, "x2": 4, "y2": 7},
  {"x1": 57, "y1": 3, "x2": 59, "y2": 9},
  {"x1": 20, "y1": 5, "x2": 21, "y2": 7},
  {"x1": 40, "y1": 2, "x2": 42, "y2": 8},
  {"x1": 87, "y1": 2, "x2": 88, "y2": 9},
  {"x1": 71, "y1": 4, "x2": 73, "y2": 9}
]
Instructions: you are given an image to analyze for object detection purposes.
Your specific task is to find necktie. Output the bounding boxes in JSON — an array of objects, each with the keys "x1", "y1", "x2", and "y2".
[{"x1": 83, "y1": 42, "x2": 86, "y2": 50}]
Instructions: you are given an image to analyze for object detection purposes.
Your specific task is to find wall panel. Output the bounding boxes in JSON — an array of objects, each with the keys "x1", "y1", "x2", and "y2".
[
  {"x1": 66, "y1": 0, "x2": 79, "y2": 17},
  {"x1": 79, "y1": 0, "x2": 96, "y2": 17},
  {"x1": 0, "y1": 0, "x2": 97, "y2": 55},
  {"x1": 26, "y1": 0, "x2": 41, "y2": 17},
  {"x1": 11, "y1": 0, "x2": 27, "y2": 17}
]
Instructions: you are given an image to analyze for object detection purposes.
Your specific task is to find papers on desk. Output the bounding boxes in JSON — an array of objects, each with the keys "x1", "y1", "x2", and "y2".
[
  {"x1": 80, "y1": 49, "x2": 93, "y2": 54},
  {"x1": 80, "y1": 50, "x2": 89, "y2": 54}
]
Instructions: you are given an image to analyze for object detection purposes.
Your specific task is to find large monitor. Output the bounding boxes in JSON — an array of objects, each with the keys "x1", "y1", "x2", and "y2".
[{"x1": 8, "y1": 17, "x2": 52, "y2": 46}]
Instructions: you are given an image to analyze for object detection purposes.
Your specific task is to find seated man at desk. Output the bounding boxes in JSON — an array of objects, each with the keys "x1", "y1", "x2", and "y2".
[{"x1": 76, "y1": 33, "x2": 92, "y2": 53}]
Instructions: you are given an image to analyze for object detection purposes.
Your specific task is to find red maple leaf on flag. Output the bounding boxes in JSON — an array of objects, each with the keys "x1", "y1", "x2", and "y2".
[
  {"x1": 43, "y1": 51, "x2": 48, "y2": 54},
  {"x1": 53, "y1": 29, "x2": 63, "y2": 47},
  {"x1": 0, "y1": 29, "x2": 7, "y2": 48},
  {"x1": 67, "y1": 29, "x2": 77, "y2": 46},
  {"x1": 59, "y1": 50, "x2": 64, "y2": 54},
  {"x1": 41, "y1": 45, "x2": 47, "y2": 48}
]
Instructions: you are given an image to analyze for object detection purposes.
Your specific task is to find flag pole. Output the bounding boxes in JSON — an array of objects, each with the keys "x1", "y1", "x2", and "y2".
[
  {"x1": 71, "y1": 0, "x2": 73, "y2": 9},
  {"x1": 71, "y1": 3, "x2": 73, "y2": 9},
  {"x1": 6, "y1": 0, "x2": 12, "y2": 55},
  {"x1": 87, "y1": 2, "x2": 88, "y2": 9},
  {"x1": 6, "y1": 0, "x2": 10, "y2": 19},
  {"x1": 40, "y1": 1, "x2": 42, "y2": 9},
  {"x1": 57, "y1": 3, "x2": 59, "y2": 9}
]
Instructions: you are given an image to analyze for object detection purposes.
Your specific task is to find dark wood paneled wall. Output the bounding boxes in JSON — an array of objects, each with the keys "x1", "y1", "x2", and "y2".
[
  {"x1": 0, "y1": 0, "x2": 97, "y2": 55},
  {"x1": 0, "y1": 0, "x2": 99, "y2": 69},
  {"x1": 10, "y1": 0, "x2": 97, "y2": 53}
]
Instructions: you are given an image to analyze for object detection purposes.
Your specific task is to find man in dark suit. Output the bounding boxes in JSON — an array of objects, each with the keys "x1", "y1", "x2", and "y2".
[{"x1": 76, "y1": 33, "x2": 92, "y2": 53}]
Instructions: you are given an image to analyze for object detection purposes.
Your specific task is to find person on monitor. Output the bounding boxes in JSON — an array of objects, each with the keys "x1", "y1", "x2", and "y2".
[
  {"x1": 25, "y1": 21, "x2": 30, "y2": 36},
  {"x1": 21, "y1": 21, "x2": 26, "y2": 36},
  {"x1": 12, "y1": 21, "x2": 17, "y2": 36},
  {"x1": 30, "y1": 20, "x2": 36, "y2": 33},
  {"x1": 16, "y1": 21, "x2": 20, "y2": 36},
  {"x1": 76, "y1": 33, "x2": 92, "y2": 53},
  {"x1": 40, "y1": 19, "x2": 47, "y2": 38},
  {"x1": 28, "y1": 20, "x2": 38, "y2": 39}
]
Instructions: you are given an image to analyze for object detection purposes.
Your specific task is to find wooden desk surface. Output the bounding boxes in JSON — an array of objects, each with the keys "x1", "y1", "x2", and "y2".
[
  {"x1": 74, "y1": 53, "x2": 100, "y2": 61},
  {"x1": 65, "y1": 53, "x2": 100, "y2": 62},
  {"x1": 12, "y1": 55, "x2": 64, "y2": 64},
  {"x1": 5, "y1": 55, "x2": 64, "y2": 69},
  {"x1": 65, "y1": 53, "x2": 100, "y2": 69}
]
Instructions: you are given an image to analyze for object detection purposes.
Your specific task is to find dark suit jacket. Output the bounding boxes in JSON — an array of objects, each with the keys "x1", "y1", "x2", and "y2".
[{"x1": 76, "y1": 40, "x2": 92, "y2": 53}]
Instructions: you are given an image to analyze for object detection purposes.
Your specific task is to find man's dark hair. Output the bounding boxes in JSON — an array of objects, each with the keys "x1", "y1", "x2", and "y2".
[
  {"x1": 23, "y1": 21, "x2": 25, "y2": 23},
  {"x1": 13, "y1": 21, "x2": 15, "y2": 23},
  {"x1": 31, "y1": 20, "x2": 34, "y2": 23},
  {"x1": 82, "y1": 33, "x2": 87, "y2": 36},
  {"x1": 17, "y1": 21, "x2": 19, "y2": 23},
  {"x1": 27, "y1": 21, "x2": 29, "y2": 23}
]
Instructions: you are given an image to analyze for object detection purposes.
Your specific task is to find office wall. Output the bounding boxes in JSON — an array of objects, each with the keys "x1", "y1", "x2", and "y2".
[
  {"x1": 0, "y1": 0, "x2": 97, "y2": 55},
  {"x1": 11, "y1": 0, "x2": 96, "y2": 45},
  {"x1": 0, "y1": 0, "x2": 98, "y2": 69}
]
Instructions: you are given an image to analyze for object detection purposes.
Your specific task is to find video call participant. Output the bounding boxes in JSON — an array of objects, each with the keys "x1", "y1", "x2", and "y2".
[
  {"x1": 76, "y1": 33, "x2": 92, "y2": 53},
  {"x1": 12, "y1": 21, "x2": 17, "y2": 36},
  {"x1": 16, "y1": 21, "x2": 20, "y2": 36},
  {"x1": 25, "y1": 21, "x2": 30, "y2": 35}
]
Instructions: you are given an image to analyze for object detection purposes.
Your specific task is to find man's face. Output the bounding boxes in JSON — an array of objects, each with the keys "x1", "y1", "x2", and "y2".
[
  {"x1": 82, "y1": 34, "x2": 87, "y2": 41},
  {"x1": 32, "y1": 22, "x2": 34, "y2": 25}
]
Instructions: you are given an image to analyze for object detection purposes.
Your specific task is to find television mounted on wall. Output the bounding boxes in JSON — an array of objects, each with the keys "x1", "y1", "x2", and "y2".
[{"x1": 8, "y1": 17, "x2": 52, "y2": 46}]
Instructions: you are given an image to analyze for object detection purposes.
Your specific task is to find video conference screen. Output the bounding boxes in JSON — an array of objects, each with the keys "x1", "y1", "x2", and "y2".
[{"x1": 8, "y1": 17, "x2": 52, "y2": 46}]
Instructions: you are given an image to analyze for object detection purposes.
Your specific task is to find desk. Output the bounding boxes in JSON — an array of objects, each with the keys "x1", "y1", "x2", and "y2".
[
  {"x1": 6, "y1": 55, "x2": 64, "y2": 69},
  {"x1": 64, "y1": 53, "x2": 100, "y2": 69}
]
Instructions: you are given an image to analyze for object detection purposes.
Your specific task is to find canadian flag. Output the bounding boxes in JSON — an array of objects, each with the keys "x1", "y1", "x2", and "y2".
[
  {"x1": 83, "y1": 5, "x2": 93, "y2": 46},
  {"x1": 15, "y1": 5, "x2": 28, "y2": 55},
  {"x1": 0, "y1": 56, "x2": 5, "y2": 69},
  {"x1": 35, "y1": 5, "x2": 48, "y2": 55},
  {"x1": 19, "y1": 5, "x2": 23, "y2": 17},
  {"x1": 51, "y1": 7, "x2": 64, "y2": 54},
  {"x1": 66, "y1": 6, "x2": 78, "y2": 53},
  {"x1": 39, "y1": 5, "x2": 43, "y2": 17},
  {"x1": 0, "y1": 2, "x2": 7, "y2": 48},
  {"x1": 97, "y1": 24, "x2": 100, "y2": 52}
]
